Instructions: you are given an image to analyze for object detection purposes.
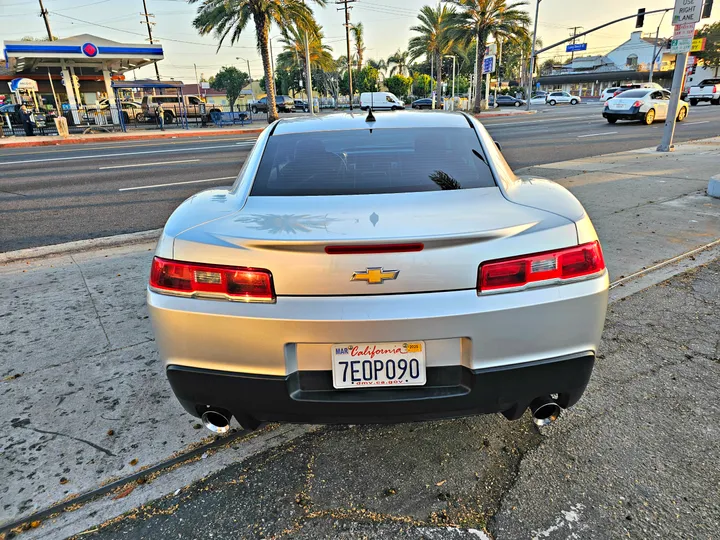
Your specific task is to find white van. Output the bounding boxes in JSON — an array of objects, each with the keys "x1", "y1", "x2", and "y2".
[{"x1": 360, "y1": 92, "x2": 404, "y2": 111}]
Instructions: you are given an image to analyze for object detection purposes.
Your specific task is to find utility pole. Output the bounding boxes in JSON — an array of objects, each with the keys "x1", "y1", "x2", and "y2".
[
  {"x1": 568, "y1": 26, "x2": 583, "y2": 62},
  {"x1": 336, "y1": 0, "x2": 355, "y2": 110},
  {"x1": 141, "y1": 0, "x2": 161, "y2": 81},
  {"x1": 648, "y1": 10, "x2": 668, "y2": 84},
  {"x1": 525, "y1": 0, "x2": 541, "y2": 111},
  {"x1": 38, "y1": 0, "x2": 53, "y2": 40}
]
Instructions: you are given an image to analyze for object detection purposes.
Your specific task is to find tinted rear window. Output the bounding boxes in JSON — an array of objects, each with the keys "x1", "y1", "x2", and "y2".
[
  {"x1": 616, "y1": 90, "x2": 650, "y2": 98},
  {"x1": 250, "y1": 127, "x2": 496, "y2": 196}
]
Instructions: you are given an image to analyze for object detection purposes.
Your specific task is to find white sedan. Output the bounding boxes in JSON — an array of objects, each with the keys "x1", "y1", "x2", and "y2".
[
  {"x1": 603, "y1": 88, "x2": 689, "y2": 125},
  {"x1": 546, "y1": 91, "x2": 582, "y2": 106}
]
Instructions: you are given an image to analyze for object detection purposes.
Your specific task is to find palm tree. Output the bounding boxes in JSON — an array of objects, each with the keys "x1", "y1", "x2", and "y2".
[
  {"x1": 188, "y1": 0, "x2": 326, "y2": 123},
  {"x1": 350, "y1": 22, "x2": 366, "y2": 71},
  {"x1": 446, "y1": 0, "x2": 530, "y2": 113},
  {"x1": 278, "y1": 23, "x2": 335, "y2": 90},
  {"x1": 366, "y1": 58, "x2": 388, "y2": 81},
  {"x1": 408, "y1": 5, "x2": 459, "y2": 108},
  {"x1": 387, "y1": 49, "x2": 411, "y2": 76}
]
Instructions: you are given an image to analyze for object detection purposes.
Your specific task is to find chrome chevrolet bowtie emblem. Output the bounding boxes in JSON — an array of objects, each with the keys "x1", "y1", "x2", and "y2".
[{"x1": 351, "y1": 267, "x2": 399, "y2": 284}]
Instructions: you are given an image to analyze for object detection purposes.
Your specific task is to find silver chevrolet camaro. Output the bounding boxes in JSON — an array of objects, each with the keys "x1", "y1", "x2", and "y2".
[{"x1": 148, "y1": 111, "x2": 608, "y2": 432}]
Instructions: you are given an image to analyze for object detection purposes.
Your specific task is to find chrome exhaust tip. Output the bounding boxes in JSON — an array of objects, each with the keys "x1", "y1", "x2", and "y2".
[
  {"x1": 201, "y1": 409, "x2": 231, "y2": 434},
  {"x1": 530, "y1": 397, "x2": 561, "y2": 427}
]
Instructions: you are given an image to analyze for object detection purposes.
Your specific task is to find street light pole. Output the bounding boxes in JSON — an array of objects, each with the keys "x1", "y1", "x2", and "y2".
[
  {"x1": 445, "y1": 55, "x2": 456, "y2": 111},
  {"x1": 525, "y1": 0, "x2": 541, "y2": 111},
  {"x1": 236, "y1": 57, "x2": 252, "y2": 80},
  {"x1": 648, "y1": 10, "x2": 667, "y2": 84}
]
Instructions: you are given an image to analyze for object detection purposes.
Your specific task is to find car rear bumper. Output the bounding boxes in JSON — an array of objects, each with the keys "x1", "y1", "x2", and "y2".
[
  {"x1": 167, "y1": 352, "x2": 595, "y2": 424},
  {"x1": 603, "y1": 109, "x2": 643, "y2": 120}
]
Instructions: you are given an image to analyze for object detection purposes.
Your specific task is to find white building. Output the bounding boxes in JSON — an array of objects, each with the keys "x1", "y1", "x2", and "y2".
[{"x1": 605, "y1": 31, "x2": 675, "y2": 73}]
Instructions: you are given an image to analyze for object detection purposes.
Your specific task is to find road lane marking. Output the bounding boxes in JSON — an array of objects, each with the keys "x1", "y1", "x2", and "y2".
[
  {"x1": 99, "y1": 159, "x2": 200, "y2": 170},
  {"x1": 680, "y1": 120, "x2": 710, "y2": 126},
  {"x1": 577, "y1": 131, "x2": 618, "y2": 138},
  {"x1": 118, "y1": 176, "x2": 236, "y2": 191},
  {"x1": 2, "y1": 142, "x2": 255, "y2": 165}
]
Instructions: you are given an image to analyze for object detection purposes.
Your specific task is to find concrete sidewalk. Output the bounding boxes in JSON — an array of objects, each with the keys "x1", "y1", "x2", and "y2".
[
  {"x1": 0, "y1": 125, "x2": 264, "y2": 149},
  {"x1": 1, "y1": 137, "x2": 719, "y2": 536}
]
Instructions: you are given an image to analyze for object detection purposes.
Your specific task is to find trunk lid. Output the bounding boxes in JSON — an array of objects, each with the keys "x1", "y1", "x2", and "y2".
[{"x1": 173, "y1": 188, "x2": 578, "y2": 295}]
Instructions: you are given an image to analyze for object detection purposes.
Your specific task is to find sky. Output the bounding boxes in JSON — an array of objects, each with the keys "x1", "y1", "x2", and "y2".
[{"x1": 1, "y1": 0, "x2": 718, "y2": 83}]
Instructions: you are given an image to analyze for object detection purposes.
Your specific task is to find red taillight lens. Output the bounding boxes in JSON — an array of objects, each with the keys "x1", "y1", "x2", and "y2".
[
  {"x1": 478, "y1": 241, "x2": 605, "y2": 292},
  {"x1": 632, "y1": 100, "x2": 644, "y2": 107},
  {"x1": 150, "y1": 257, "x2": 275, "y2": 302}
]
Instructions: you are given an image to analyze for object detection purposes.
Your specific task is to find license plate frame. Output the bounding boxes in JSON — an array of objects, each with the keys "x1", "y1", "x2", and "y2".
[{"x1": 331, "y1": 341, "x2": 427, "y2": 389}]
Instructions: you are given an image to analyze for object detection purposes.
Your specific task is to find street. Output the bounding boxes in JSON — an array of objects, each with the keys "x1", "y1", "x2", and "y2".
[{"x1": 2, "y1": 103, "x2": 719, "y2": 252}]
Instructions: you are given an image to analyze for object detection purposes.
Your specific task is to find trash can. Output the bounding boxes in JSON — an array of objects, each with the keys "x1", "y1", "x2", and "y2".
[{"x1": 54, "y1": 116, "x2": 69, "y2": 137}]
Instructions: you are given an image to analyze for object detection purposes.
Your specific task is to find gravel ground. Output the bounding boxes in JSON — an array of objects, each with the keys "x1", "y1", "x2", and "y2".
[{"x1": 73, "y1": 259, "x2": 720, "y2": 540}]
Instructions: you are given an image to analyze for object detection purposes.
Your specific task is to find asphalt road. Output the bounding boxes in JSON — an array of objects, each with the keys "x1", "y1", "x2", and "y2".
[{"x1": 1, "y1": 102, "x2": 719, "y2": 252}]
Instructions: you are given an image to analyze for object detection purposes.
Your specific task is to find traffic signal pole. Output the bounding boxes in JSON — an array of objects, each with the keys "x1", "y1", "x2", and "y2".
[{"x1": 657, "y1": 52, "x2": 689, "y2": 152}]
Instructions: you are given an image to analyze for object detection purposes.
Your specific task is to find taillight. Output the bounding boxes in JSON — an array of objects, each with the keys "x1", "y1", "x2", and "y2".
[
  {"x1": 632, "y1": 100, "x2": 644, "y2": 107},
  {"x1": 150, "y1": 257, "x2": 275, "y2": 302},
  {"x1": 714, "y1": 85, "x2": 719, "y2": 93},
  {"x1": 478, "y1": 241, "x2": 605, "y2": 293}
]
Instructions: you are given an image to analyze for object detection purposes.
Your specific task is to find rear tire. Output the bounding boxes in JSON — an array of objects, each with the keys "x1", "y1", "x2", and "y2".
[
  {"x1": 548, "y1": 100, "x2": 556, "y2": 106},
  {"x1": 251, "y1": 106, "x2": 258, "y2": 114},
  {"x1": 711, "y1": 98, "x2": 720, "y2": 105},
  {"x1": 689, "y1": 99, "x2": 698, "y2": 106},
  {"x1": 163, "y1": 111, "x2": 175, "y2": 124},
  {"x1": 607, "y1": 117, "x2": 617, "y2": 124},
  {"x1": 644, "y1": 109, "x2": 656, "y2": 125}
]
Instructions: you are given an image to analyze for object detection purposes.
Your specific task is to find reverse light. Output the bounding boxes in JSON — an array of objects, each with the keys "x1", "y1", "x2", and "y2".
[
  {"x1": 478, "y1": 241, "x2": 605, "y2": 293},
  {"x1": 150, "y1": 257, "x2": 275, "y2": 302}
]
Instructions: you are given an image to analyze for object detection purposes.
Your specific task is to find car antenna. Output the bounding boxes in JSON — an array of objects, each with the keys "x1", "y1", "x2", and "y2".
[{"x1": 366, "y1": 93, "x2": 376, "y2": 122}]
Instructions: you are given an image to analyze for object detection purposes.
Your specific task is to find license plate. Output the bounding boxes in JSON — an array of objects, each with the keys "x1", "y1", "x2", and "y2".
[
  {"x1": 610, "y1": 102, "x2": 627, "y2": 109},
  {"x1": 331, "y1": 341, "x2": 426, "y2": 389}
]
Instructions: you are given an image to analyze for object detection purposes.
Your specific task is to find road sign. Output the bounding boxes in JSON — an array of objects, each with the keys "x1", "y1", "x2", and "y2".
[
  {"x1": 687, "y1": 55, "x2": 697, "y2": 66},
  {"x1": 671, "y1": 38, "x2": 693, "y2": 53},
  {"x1": 673, "y1": 22, "x2": 696, "y2": 40},
  {"x1": 691, "y1": 37, "x2": 706, "y2": 52},
  {"x1": 565, "y1": 43, "x2": 587, "y2": 53},
  {"x1": 672, "y1": 0, "x2": 702, "y2": 24},
  {"x1": 482, "y1": 55, "x2": 496, "y2": 74}
]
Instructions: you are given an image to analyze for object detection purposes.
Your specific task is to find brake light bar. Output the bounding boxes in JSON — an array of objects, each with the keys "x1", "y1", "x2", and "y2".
[
  {"x1": 150, "y1": 257, "x2": 275, "y2": 302},
  {"x1": 478, "y1": 241, "x2": 605, "y2": 293},
  {"x1": 325, "y1": 243, "x2": 424, "y2": 255}
]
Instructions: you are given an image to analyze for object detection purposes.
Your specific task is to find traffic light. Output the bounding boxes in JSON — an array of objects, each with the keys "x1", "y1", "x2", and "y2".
[
  {"x1": 702, "y1": 0, "x2": 713, "y2": 18},
  {"x1": 636, "y1": 8, "x2": 646, "y2": 28}
]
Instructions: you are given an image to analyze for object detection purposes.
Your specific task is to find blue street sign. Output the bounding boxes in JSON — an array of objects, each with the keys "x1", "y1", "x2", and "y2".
[
  {"x1": 482, "y1": 56, "x2": 496, "y2": 74},
  {"x1": 565, "y1": 43, "x2": 588, "y2": 52}
]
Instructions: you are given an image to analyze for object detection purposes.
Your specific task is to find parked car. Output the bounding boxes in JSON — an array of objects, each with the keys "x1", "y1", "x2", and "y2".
[
  {"x1": 294, "y1": 99, "x2": 309, "y2": 112},
  {"x1": 410, "y1": 97, "x2": 442, "y2": 109},
  {"x1": 546, "y1": 92, "x2": 582, "y2": 106},
  {"x1": 252, "y1": 95, "x2": 295, "y2": 114},
  {"x1": 611, "y1": 82, "x2": 663, "y2": 99},
  {"x1": 360, "y1": 91, "x2": 404, "y2": 110},
  {"x1": 529, "y1": 93, "x2": 547, "y2": 105},
  {"x1": 488, "y1": 95, "x2": 526, "y2": 107},
  {"x1": 141, "y1": 94, "x2": 214, "y2": 124},
  {"x1": 687, "y1": 78, "x2": 720, "y2": 106},
  {"x1": 600, "y1": 87, "x2": 620, "y2": 102},
  {"x1": 148, "y1": 110, "x2": 609, "y2": 432},
  {"x1": 603, "y1": 88, "x2": 689, "y2": 125}
]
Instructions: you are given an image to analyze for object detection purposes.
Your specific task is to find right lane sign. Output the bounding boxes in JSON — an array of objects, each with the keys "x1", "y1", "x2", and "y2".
[{"x1": 673, "y1": 0, "x2": 702, "y2": 24}]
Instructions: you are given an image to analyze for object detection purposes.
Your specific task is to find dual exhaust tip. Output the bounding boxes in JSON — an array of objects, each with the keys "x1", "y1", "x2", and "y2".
[{"x1": 199, "y1": 399, "x2": 561, "y2": 433}]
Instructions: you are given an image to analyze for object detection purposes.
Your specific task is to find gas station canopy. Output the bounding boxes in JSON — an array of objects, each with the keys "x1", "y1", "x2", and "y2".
[{"x1": 3, "y1": 34, "x2": 163, "y2": 75}]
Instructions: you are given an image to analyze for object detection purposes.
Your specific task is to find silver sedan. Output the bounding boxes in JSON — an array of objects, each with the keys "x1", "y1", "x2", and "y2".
[{"x1": 148, "y1": 111, "x2": 608, "y2": 432}]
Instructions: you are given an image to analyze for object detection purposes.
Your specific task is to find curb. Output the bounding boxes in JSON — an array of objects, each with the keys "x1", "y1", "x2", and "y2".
[
  {"x1": 708, "y1": 175, "x2": 720, "y2": 199},
  {"x1": 0, "y1": 128, "x2": 265, "y2": 149},
  {"x1": 0, "y1": 229, "x2": 162, "y2": 264},
  {"x1": 474, "y1": 110, "x2": 538, "y2": 118}
]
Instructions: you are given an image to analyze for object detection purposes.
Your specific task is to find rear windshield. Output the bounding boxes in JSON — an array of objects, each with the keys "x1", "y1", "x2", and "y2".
[
  {"x1": 250, "y1": 127, "x2": 496, "y2": 196},
  {"x1": 699, "y1": 79, "x2": 720, "y2": 86},
  {"x1": 616, "y1": 90, "x2": 649, "y2": 98}
]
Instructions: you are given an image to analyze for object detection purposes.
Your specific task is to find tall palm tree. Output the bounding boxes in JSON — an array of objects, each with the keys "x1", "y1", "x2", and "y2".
[
  {"x1": 408, "y1": 5, "x2": 459, "y2": 108},
  {"x1": 277, "y1": 24, "x2": 335, "y2": 97},
  {"x1": 446, "y1": 0, "x2": 530, "y2": 113},
  {"x1": 188, "y1": 0, "x2": 326, "y2": 123},
  {"x1": 387, "y1": 49, "x2": 410, "y2": 76},
  {"x1": 350, "y1": 22, "x2": 365, "y2": 70},
  {"x1": 366, "y1": 58, "x2": 388, "y2": 81}
]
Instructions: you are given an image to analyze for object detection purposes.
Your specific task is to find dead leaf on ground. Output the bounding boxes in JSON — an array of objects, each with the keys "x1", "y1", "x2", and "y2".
[
  {"x1": 129, "y1": 458, "x2": 138, "y2": 466},
  {"x1": 113, "y1": 484, "x2": 136, "y2": 500},
  {"x1": 436, "y1": 480, "x2": 447, "y2": 487}
]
